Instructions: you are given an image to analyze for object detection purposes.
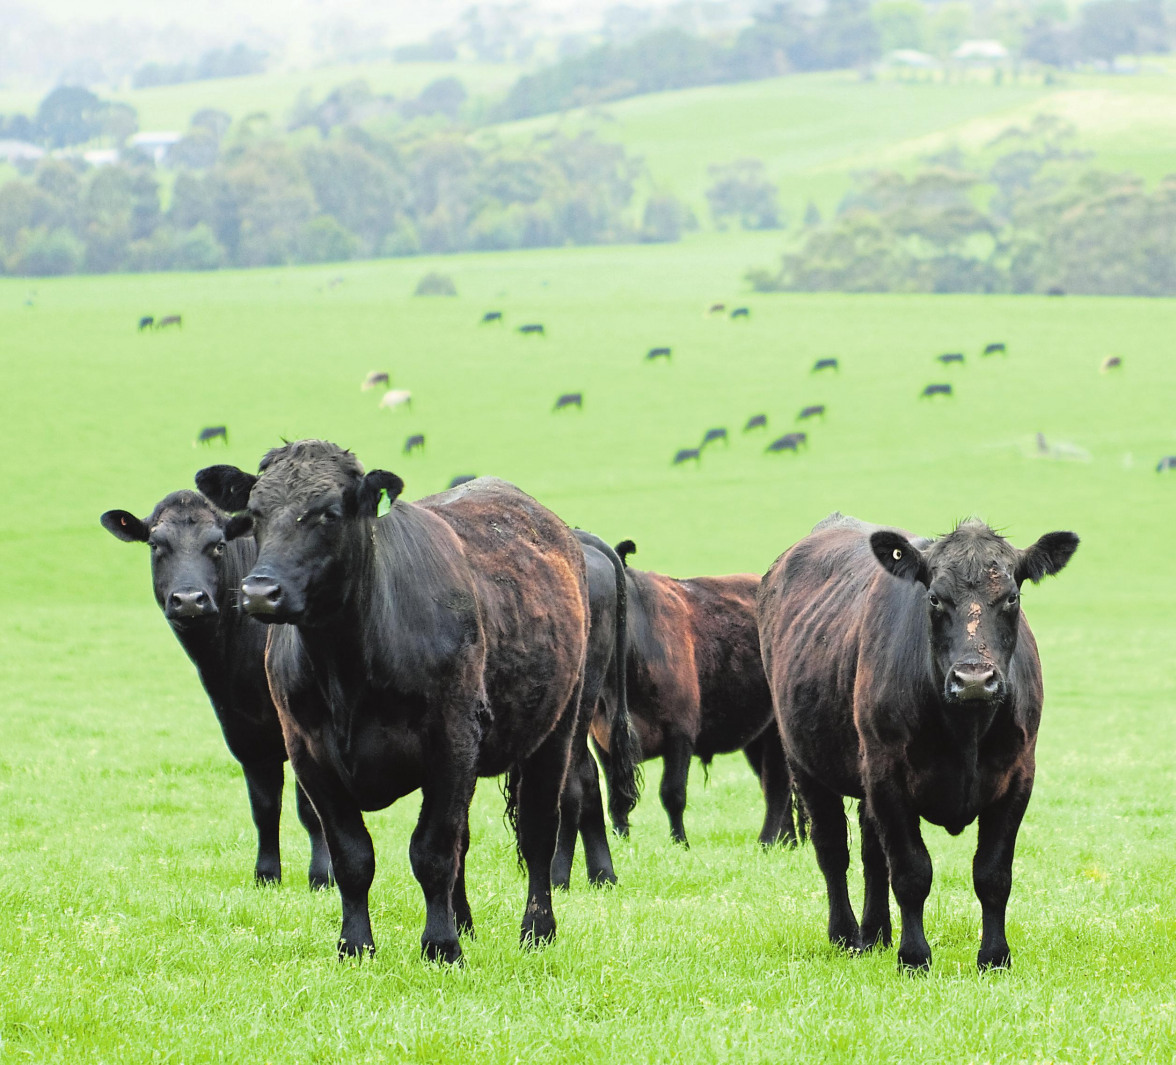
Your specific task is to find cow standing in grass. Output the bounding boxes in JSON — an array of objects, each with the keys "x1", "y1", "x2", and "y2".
[
  {"x1": 197, "y1": 442, "x2": 627, "y2": 964},
  {"x1": 587, "y1": 542, "x2": 798, "y2": 849},
  {"x1": 99, "y1": 492, "x2": 331, "y2": 889},
  {"x1": 757, "y1": 514, "x2": 1078, "y2": 971}
]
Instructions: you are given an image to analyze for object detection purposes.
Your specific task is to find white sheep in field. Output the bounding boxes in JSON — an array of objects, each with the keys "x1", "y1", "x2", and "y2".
[{"x1": 379, "y1": 389, "x2": 412, "y2": 411}]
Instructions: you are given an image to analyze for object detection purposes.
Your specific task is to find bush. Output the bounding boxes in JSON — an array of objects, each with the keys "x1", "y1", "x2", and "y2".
[
  {"x1": 641, "y1": 193, "x2": 696, "y2": 243},
  {"x1": 296, "y1": 215, "x2": 359, "y2": 264},
  {"x1": 9, "y1": 227, "x2": 83, "y2": 276},
  {"x1": 174, "y1": 224, "x2": 225, "y2": 270},
  {"x1": 414, "y1": 271, "x2": 457, "y2": 296}
]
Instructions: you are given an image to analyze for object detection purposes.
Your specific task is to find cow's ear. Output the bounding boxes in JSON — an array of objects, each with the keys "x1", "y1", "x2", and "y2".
[
  {"x1": 101, "y1": 510, "x2": 149, "y2": 543},
  {"x1": 196, "y1": 465, "x2": 256, "y2": 512},
  {"x1": 356, "y1": 470, "x2": 405, "y2": 518},
  {"x1": 870, "y1": 530, "x2": 930, "y2": 586},
  {"x1": 1015, "y1": 531, "x2": 1079, "y2": 585},
  {"x1": 224, "y1": 514, "x2": 254, "y2": 541}
]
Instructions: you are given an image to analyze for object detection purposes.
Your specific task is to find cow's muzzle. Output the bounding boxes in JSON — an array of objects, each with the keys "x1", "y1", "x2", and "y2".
[
  {"x1": 241, "y1": 574, "x2": 285, "y2": 618},
  {"x1": 947, "y1": 661, "x2": 1002, "y2": 702},
  {"x1": 165, "y1": 588, "x2": 217, "y2": 620}
]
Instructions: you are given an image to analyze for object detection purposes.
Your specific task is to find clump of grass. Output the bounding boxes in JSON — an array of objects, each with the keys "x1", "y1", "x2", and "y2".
[{"x1": 414, "y1": 271, "x2": 457, "y2": 296}]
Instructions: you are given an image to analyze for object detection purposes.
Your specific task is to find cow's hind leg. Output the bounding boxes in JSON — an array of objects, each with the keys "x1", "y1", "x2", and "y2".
[
  {"x1": 590, "y1": 735, "x2": 630, "y2": 838},
  {"x1": 660, "y1": 732, "x2": 693, "y2": 846},
  {"x1": 242, "y1": 760, "x2": 284, "y2": 884},
  {"x1": 973, "y1": 776, "x2": 1032, "y2": 971},
  {"x1": 294, "y1": 780, "x2": 333, "y2": 890},
  {"x1": 859, "y1": 804, "x2": 892, "y2": 950},
  {"x1": 744, "y1": 729, "x2": 798, "y2": 848},
  {"x1": 793, "y1": 765, "x2": 861, "y2": 952},
  {"x1": 553, "y1": 742, "x2": 617, "y2": 889},
  {"x1": 454, "y1": 818, "x2": 474, "y2": 939}
]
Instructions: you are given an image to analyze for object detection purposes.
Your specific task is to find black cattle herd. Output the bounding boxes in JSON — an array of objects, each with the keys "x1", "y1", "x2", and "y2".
[{"x1": 103, "y1": 433, "x2": 1080, "y2": 973}]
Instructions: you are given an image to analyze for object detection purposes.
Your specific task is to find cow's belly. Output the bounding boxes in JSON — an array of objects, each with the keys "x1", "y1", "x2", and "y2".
[{"x1": 316, "y1": 717, "x2": 427, "y2": 811}]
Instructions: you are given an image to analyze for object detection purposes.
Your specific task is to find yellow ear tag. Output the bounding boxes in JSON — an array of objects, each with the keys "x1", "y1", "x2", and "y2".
[{"x1": 377, "y1": 490, "x2": 392, "y2": 518}]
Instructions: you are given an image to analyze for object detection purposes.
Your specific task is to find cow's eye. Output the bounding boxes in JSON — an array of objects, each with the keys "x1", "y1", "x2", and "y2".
[
  {"x1": 212, "y1": 541, "x2": 225, "y2": 556},
  {"x1": 929, "y1": 593, "x2": 942, "y2": 609},
  {"x1": 1006, "y1": 592, "x2": 1019, "y2": 607},
  {"x1": 321, "y1": 506, "x2": 342, "y2": 524}
]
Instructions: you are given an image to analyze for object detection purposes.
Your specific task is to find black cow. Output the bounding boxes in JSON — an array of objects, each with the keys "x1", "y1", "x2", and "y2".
[
  {"x1": 1157, "y1": 456, "x2": 1176, "y2": 472},
  {"x1": 197, "y1": 442, "x2": 633, "y2": 964},
  {"x1": 758, "y1": 514, "x2": 1078, "y2": 971},
  {"x1": 584, "y1": 541, "x2": 799, "y2": 848},
  {"x1": 701, "y1": 428, "x2": 728, "y2": 448},
  {"x1": 646, "y1": 347, "x2": 672, "y2": 361},
  {"x1": 138, "y1": 315, "x2": 154, "y2": 331},
  {"x1": 447, "y1": 474, "x2": 476, "y2": 488},
  {"x1": 744, "y1": 414, "x2": 768, "y2": 432},
  {"x1": 937, "y1": 353, "x2": 965, "y2": 364},
  {"x1": 707, "y1": 303, "x2": 726, "y2": 315},
  {"x1": 984, "y1": 342, "x2": 1007, "y2": 356},
  {"x1": 518, "y1": 323, "x2": 545, "y2": 336},
  {"x1": 1101, "y1": 356, "x2": 1123, "y2": 372},
  {"x1": 553, "y1": 531, "x2": 640, "y2": 890},
  {"x1": 730, "y1": 307, "x2": 750, "y2": 319},
  {"x1": 404, "y1": 434, "x2": 425, "y2": 455},
  {"x1": 766, "y1": 435, "x2": 800, "y2": 453},
  {"x1": 921, "y1": 383, "x2": 952, "y2": 398},
  {"x1": 157, "y1": 314, "x2": 182, "y2": 329},
  {"x1": 554, "y1": 393, "x2": 582, "y2": 411},
  {"x1": 99, "y1": 493, "x2": 330, "y2": 888},
  {"x1": 673, "y1": 447, "x2": 701, "y2": 465},
  {"x1": 813, "y1": 358, "x2": 839, "y2": 373},
  {"x1": 481, "y1": 311, "x2": 503, "y2": 324},
  {"x1": 196, "y1": 426, "x2": 228, "y2": 446},
  {"x1": 798, "y1": 405, "x2": 825, "y2": 421}
]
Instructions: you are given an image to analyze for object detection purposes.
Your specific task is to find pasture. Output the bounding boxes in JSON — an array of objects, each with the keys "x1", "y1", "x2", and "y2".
[{"x1": 2, "y1": 235, "x2": 1175, "y2": 1061}]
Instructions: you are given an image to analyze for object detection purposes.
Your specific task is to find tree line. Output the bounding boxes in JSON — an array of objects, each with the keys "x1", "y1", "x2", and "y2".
[{"x1": 748, "y1": 115, "x2": 1176, "y2": 297}]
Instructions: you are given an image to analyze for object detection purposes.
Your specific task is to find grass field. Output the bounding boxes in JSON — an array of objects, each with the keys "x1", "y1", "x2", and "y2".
[{"x1": 2, "y1": 235, "x2": 1175, "y2": 1062}]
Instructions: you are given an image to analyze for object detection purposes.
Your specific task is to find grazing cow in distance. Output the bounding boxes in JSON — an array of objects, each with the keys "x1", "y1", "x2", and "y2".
[
  {"x1": 758, "y1": 513, "x2": 1078, "y2": 970},
  {"x1": 138, "y1": 315, "x2": 154, "y2": 331},
  {"x1": 157, "y1": 314, "x2": 182, "y2": 329},
  {"x1": 766, "y1": 435, "x2": 799, "y2": 454},
  {"x1": 553, "y1": 530, "x2": 640, "y2": 890},
  {"x1": 99, "y1": 493, "x2": 330, "y2": 889},
  {"x1": 585, "y1": 540, "x2": 800, "y2": 849},
  {"x1": 404, "y1": 434, "x2": 425, "y2": 455},
  {"x1": 798, "y1": 404, "x2": 825, "y2": 421},
  {"x1": 362, "y1": 371, "x2": 390, "y2": 391},
  {"x1": 1101, "y1": 356, "x2": 1123, "y2": 372},
  {"x1": 447, "y1": 474, "x2": 476, "y2": 488},
  {"x1": 518, "y1": 323, "x2": 545, "y2": 336},
  {"x1": 813, "y1": 358, "x2": 839, "y2": 373},
  {"x1": 673, "y1": 447, "x2": 701, "y2": 465},
  {"x1": 379, "y1": 389, "x2": 412, "y2": 411},
  {"x1": 938, "y1": 353, "x2": 965, "y2": 364},
  {"x1": 1157, "y1": 456, "x2": 1176, "y2": 472},
  {"x1": 196, "y1": 443, "x2": 630, "y2": 964},
  {"x1": 195, "y1": 426, "x2": 228, "y2": 447},
  {"x1": 730, "y1": 307, "x2": 750, "y2": 319},
  {"x1": 984, "y1": 342, "x2": 1007, "y2": 356},
  {"x1": 646, "y1": 347, "x2": 671, "y2": 361},
  {"x1": 921, "y1": 383, "x2": 952, "y2": 398},
  {"x1": 554, "y1": 393, "x2": 582, "y2": 411},
  {"x1": 707, "y1": 303, "x2": 726, "y2": 315},
  {"x1": 701, "y1": 428, "x2": 728, "y2": 448},
  {"x1": 744, "y1": 414, "x2": 768, "y2": 432},
  {"x1": 481, "y1": 311, "x2": 503, "y2": 324}
]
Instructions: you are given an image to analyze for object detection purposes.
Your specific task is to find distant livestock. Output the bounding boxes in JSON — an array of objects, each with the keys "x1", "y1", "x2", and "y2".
[
  {"x1": 554, "y1": 392, "x2": 582, "y2": 411},
  {"x1": 379, "y1": 389, "x2": 412, "y2": 411},
  {"x1": 481, "y1": 311, "x2": 503, "y2": 324},
  {"x1": 195, "y1": 426, "x2": 228, "y2": 446},
  {"x1": 448, "y1": 474, "x2": 476, "y2": 488},
  {"x1": 701, "y1": 428, "x2": 728, "y2": 448},
  {"x1": 984, "y1": 342, "x2": 1007, "y2": 356},
  {"x1": 157, "y1": 314, "x2": 182, "y2": 329},
  {"x1": 646, "y1": 347, "x2": 672, "y2": 361},
  {"x1": 138, "y1": 315, "x2": 154, "y2": 331},
  {"x1": 362, "y1": 371, "x2": 390, "y2": 391},
  {"x1": 744, "y1": 414, "x2": 768, "y2": 432},
  {"x1": 921, "y1": 383, "x2": 953, "y2": 398},
  {"x1": 404, "y1": 434, "x2": 425, "y2": 455},
  {"x1": 730, "y1": 307, "x2": 750, "y2": 319},
  {"x1": 1101, "y1": 356, "x2": 1123, "y2": 372},
  {"x1": 766, "y1": 435, "x2": 801, "y2": 454},
  {"x1": 813, "y1": 358, "x2": 839, "y2": 373},
  {"x1": 518, "y1": 323, "x2": 546, "y2": 336},
  {"x1": 673, "y1": 447, "x2": 701, "y2": 465},
  {"x1": 707, "y1": 303, "x2": 726, "y2": 315},
  {"x1": 1157, "y1": 456, "x2": 1176, "y2": 472},
  {"x1": 798, "y1": 404, "x2": 825, "y2": 421},
  {"x1": 758, "y1": 513, "x2": 1078, "y2": 971},
  {"x1": 938, "y1": 353, "x2": 965, "y2": 364}
]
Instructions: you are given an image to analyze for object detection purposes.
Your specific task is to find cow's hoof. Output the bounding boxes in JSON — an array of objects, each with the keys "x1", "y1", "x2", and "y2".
[
  {"x1": 861, "y1": 923, "x2": 892, "y2": 951},
  {"x1": 977, "y1": 948, "x2": 1011, "y2": 971},
  {"x1": 521, "y1": 916, "x2": 556, "y2": 950},
  {"x1": 337, "y1": 937, "x2": 375, "y2": 961},
  {"x1": 897, "y1": 950, "x2": 931, "y2": 973},
  {"x1": 422, "y1": 938, "x2": 463, "y2": 966},
  {"x1": 587, "y1": 870, "x2": 618, "y2": 888},
  {"x1": 309, "y1": 870, "x2": 333, "y2": 891},
  {"x1": 254, "y1": 869, "x2": 281, "y2": 887}
]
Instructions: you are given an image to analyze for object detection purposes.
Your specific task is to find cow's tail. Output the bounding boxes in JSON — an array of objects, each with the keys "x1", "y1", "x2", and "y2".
[
  {"x1": 501, "y1": 766, "x2": 524, "y2": 871},
  {"x1": 598, "y1": 539, "x2": 641, "y2": 833}
]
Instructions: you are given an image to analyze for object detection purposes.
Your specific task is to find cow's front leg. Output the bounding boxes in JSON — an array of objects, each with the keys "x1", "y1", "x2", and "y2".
[
  {"x1": 294, "y1": 780, "x2": 333, "y2": 890},
  {"x1": 867, "y1": 784, "x2": 933, "y2": 971},
  {"x1": 241, "y1": 760, "x2": 284, "y2": 884},
  {"x1": 973, "y1": 774, "x2": 1033, "y2": 971}
]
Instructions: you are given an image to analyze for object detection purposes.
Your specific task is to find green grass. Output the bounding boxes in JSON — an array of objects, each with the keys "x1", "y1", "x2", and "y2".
[{"x1": 2, "y1": 236, "x2": 1175, "y2": 1062}]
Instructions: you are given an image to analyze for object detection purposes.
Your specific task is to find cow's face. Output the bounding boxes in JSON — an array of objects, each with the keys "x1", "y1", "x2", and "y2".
[
  {"x1": 871, "y1": 522, "x2": 1078, "y2": 705},
  {"x1": 197, "y1": 441, "x2": 402, "y2": 627},
  {"x1": 101, "y1": 493, "x2": 251, "y2": 626}
]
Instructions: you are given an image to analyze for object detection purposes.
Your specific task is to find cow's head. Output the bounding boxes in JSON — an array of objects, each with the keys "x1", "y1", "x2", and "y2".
[
  {"x1": 870, "y1": 521, "x2": 1078, "y2": 705},
  {"x1": 100, "y1": 492, "x2": 252, "y2": 626},
  {"x1": 196, "y1": 440, "x2": 402, "y2": 626}
]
